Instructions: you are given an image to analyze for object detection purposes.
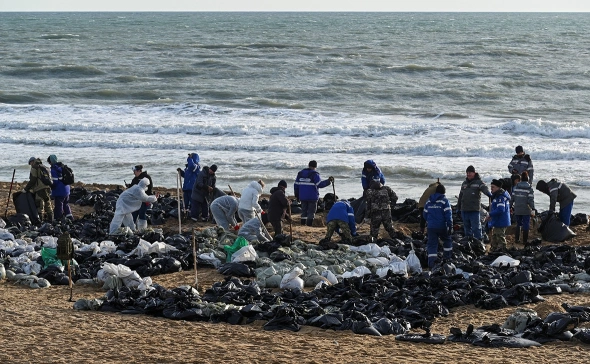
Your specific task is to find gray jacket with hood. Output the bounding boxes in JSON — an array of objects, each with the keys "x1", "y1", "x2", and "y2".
[
  {"x1": 457, "y1": 173, "x2": 491, "y2": 212},
  {"x1": 511, "y1": 181, "x2": 535, "y2": 215}
]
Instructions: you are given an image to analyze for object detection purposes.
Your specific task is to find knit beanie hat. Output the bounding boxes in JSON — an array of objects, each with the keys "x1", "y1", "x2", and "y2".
[
  {"x1": 466, "y1": 165, "x2": 475, "y2": 173},
  {"x1": 308, "y1": 160, "x2": 317, "y2": 168},
  {"x1": 210, "y1": 164, "x2": 218, "y2": 172},
  {"x1": 491, "y1": 179, "x2": 503, "y2": 188},
  {"x1": 48, "y1": 155, "x2": 58, "y2": 165},
  {"x1": 278, "y1": 180, "x2": 287, "y2": 188},
  {"x1": 536, "y1": 180, "x2": 548, "y2": 193},
  {"x1": 515, "y1": 145, "x2": 524, "y2": 154},
  {"x1": 435, "y1": 184, "x2": 446, "y2": 194}
]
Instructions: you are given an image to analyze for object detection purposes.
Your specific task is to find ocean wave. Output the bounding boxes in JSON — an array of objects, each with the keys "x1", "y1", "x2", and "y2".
[
  {"x1": 500, "y1": 119, "x2": 590, "y2": 139},
  {"x1": 153, "y1": 69, "x2": 199, "y2": 78},
  {"x1": 1, "y1": 65, "x2": 104, "y2": 78},
  {"x1": 40, "y1": 34, "x2": 80, "y2": 40},
  {"x1": 386, "y1": 64, "x2": 453, "y2": 73}
]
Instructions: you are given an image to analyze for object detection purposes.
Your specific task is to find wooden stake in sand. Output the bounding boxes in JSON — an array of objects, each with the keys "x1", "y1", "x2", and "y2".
[
  {"x1": 177, "y1": 171, "x2": 182, "y2": 234},
  {"x1": 192, "y1": 228, "x2": 198, "y2": 287},
  {"x1": 4, "y1": 169, "x2": 15, "y2": 219}
]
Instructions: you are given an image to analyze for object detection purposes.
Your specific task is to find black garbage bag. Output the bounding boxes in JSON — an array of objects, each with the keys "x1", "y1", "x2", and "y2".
[
  {"x1": 12, "y1": 191, "x2": 39, "y2": 225},
  {"x1": 538, "y1": 212, "x2": 576, "y2": 242},
  {"x1": 263, "y1": 306, "x2": 302, "y2": 332},
  {"x1": 573, "y1": 328, "x2": 590, "y2": 344},
  {"x1": 350, "y1": 196, "x2": 366, "y2": 224},
  {"x1": 323, "y1": 193, "x2": 338, "y2": 211},
  {"x1": 217, "y1": 262, "x2": 256, "y2": 277},
  {"x1": 157, "y1": 257, "x2": 182, "y2": 274},
  {"x1": 570, "y1": 213, "x2": 588, "y2": 227},
  {"x1": 308, "y1": 313, "x2": 344, "y2": 330},
  {"x1": 372, "y1": 317, "x2": 409, "y2": 335},
  {"x1": 472, "y1": 334, "x2": 542, "y2": 348},
  {"x1": 475, "y1": 294, "x2": 508, "y2": 310},
  {"x1": 396, "y1": 330, "x2": 446, "y2": 344},
  {"x1": 7, "y1": 213, "x2": 32, "y2": 227}
]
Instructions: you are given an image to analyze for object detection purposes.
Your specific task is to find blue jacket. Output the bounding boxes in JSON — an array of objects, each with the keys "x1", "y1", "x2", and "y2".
[
  {"x1": 326, "y1": 201, "x2": 357, "y2": 236},
  {"x1": 361, "y1": 160, "x2": 385, "y2": 190},
  {"x1": 294, "y1": 168, "x2": 331, "y2": 201},
  {"x1": 181, "y1": 153, "x2": 200, "y2": 191},
  {"x1": 489, "y1": 189, "x2": 511, "y2": 228},
  {"x1": 50, "y1": 163, "x2": 70, "y2": 197},
  {"x1": 423, "y1": 193, "x2": 452, "y2": 229}
]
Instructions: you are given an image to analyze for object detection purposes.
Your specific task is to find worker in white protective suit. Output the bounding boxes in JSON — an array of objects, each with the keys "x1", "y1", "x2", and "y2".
[
  {"x1": 210, "y1": 195, "x2": 239, "y2": 232},
  {"x1": 109, "y1": 178, "x2": 157, "y2": 234},
  {"x1": 237, "y1": 215, "x2": 271, "y2": 243}
]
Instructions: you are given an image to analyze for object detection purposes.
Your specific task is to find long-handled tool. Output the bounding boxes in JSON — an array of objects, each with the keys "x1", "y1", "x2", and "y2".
[
  {"x1": 255, "y1": 210, "x2": 273, "y2": 241},
  {"x1": 177, "y1": 171, "x2": 182, "y2": 234},
  {"x1": 331, "y1": 177, "x2": 336, "y2": 198},
  {"x1": 287, "y1": 200, "x2": 293, "y2": 242},
  {"x1": 228, "y1": 184, "x2": 236, "y2": 197},
  {"x1": 4, "y1": 169, "x2": 15, "y2": 219}
]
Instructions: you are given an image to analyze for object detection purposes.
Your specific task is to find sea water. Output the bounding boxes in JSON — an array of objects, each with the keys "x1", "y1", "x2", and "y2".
[{"x1": 0, "y1": 12, "x2": 588, "y2": 212}]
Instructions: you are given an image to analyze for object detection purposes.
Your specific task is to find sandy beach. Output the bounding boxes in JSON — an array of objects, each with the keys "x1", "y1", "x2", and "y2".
[{"x1": 1, "y1": 181, "x2": 590, "y2": 364}]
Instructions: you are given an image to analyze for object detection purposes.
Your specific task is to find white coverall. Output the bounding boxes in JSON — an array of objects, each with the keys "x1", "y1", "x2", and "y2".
[
  {"x1": 238, "y1": 181, "x2": 263, "y2": 223},
  {"x1": 109, "y1": 178, "x2": 157, "y2": 234},
  {"x1": 210, "y1": 195, "x2": 239, "y2": 232},
  {"x1": 237, "y1": 216, "x2": 270, "y2": 243}
]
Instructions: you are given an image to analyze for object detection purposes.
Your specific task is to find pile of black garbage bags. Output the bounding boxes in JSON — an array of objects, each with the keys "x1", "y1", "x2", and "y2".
[{"x1": 3, "y1": 187, "x2": 590, "y2": 347}]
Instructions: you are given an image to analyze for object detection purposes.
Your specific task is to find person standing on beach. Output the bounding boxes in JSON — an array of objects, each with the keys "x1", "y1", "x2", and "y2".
[
  {"x1": 238, "y1": 180, "x2": 265, "y2": 223},
  {"x1": 508, "y1": 146, "x2": 534, "y2": 185},
  {"x1": 322, "y1": 199, "x2": 358, "y2": 244},
  {"x1": 365, "y1": 181, "x2": 398, "y2": 239},
  {"x1": 456, "y1": 165, "x2": 492, "y2": 241},
  {"x1": 126, "y1": 165, "x2": 153, "y2": 231},
  {"x1": 294, "y1": 160, "x2": 332, "y2": 226},
  {"x1": 47, "y1": 154, "x2": 73, "y2": 221},
  {"x1": 417, "y1": 180, "x2": 441, "y2": 234},
  {"x1": 536, "y1": 178, "x2": 577, "y2": 226},
  {"x1": 210, "y1": 195, "x2": 239, "y2": 232},
  {"x1": 511, "y1": 172, "x2": 535, "y2": 246},
  {"x1": 423, "y1": 184, "x2": 453, "y2": 268},
  {"x1": 110, "y1": 178, "x2": 157, "y2": 234},
  {"x1": 24, "y1": 157, "x2": 53, "y2": 222},
  {"x1": 486, "y1": 179, "x2": 512, "y2": 252},
  {"x1": 361, "y1": 160, "x2": 385, "y2": 191},
  {"x1": 191, "y1": 164, "x2": 217, "y2": 222},
  {"x1": 177, "y1": 153, "x2": 200, "y2": 212},
  {"x1": 267, "y1": 180, "x2": 290, "y2": 237}
]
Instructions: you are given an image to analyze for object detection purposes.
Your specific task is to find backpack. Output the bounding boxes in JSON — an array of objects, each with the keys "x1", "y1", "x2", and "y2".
[
  {"x1": 56, "y1": 231, "x2": 75, "y2": 260},
  {"x1": 37, "y1": 164, "x2": 53, "y2": 187},
  {"x1": 59, "y1": 163, "x2": 75, "y2": 185}
]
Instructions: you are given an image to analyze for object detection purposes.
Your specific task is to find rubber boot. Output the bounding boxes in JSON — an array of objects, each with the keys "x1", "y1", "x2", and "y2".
[
  {"x1": 514, "y1": 227, "x2": 521, "y2": 245},
  {"x1": 300, "y1": 218, "x2": 306, "y2": 226},
  {"x1": 137, "y1": 219, "x2": 148, "y2": 232},
  {"x1": 306, "y1": 218, "x2": 313, "y2": 227},
  {"x1": 522, "y1": 230, "x2": 529, "y2": 247}
]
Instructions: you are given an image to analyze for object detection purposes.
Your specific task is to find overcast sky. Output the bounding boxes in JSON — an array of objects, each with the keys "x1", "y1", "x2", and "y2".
[{"x1": 2, "y1": 0, "x2": 590, "y2": 12}]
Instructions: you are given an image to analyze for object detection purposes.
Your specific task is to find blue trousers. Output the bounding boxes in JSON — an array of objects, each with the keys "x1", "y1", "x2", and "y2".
[
  {"x1": 515, "y1": 215, "x2": 531, "y2": 230},
  {"x1": 427, "y1": 227, "x2": 453, "y2": 268},
  {"x1": 461, "y1": 211, "x2": 482, "y2": 240},
  {"x1": 53, "y1": 195, "x2": 72, "y2": 220},
  {"x1": 132, "y1": 202, "x2": 149, "y2": 222},
  {"x1": 182, "y1": 190, "x2": 192, "y2": 210},
  {"x1": 559, "y1": 201, "x2": 574, "y2": 226},
  {"x1": 190, "y1": 198, "x2": 209, "y2": 219},
  {"x1": 300, "y1": 200, "x2": 318, "y2": 226}
]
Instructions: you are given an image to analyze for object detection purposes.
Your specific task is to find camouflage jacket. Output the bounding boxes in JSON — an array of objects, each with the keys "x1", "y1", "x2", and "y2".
[{"x1": 366, "y1": 185, "x2": 397, "y2": 214}]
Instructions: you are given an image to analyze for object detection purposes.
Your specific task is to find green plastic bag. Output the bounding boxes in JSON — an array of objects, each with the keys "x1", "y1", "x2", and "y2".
[
  {"x1": 41, "y1": 247, "x2": 62, "y2": 268},
  {"x1": 223, "y1": 236, "x2": 249, "y2": 262}
]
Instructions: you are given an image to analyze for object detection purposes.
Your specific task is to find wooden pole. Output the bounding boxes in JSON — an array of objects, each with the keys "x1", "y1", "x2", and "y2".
[
  {"x1": 67, "y1": 259, "x2": 73, "y2": 302},
  {"x1": 228, "y1": 184, "x2": 236, "y2": 197},
  {"x1": 255, "y1": 210, "x2": 273, "y2": 241},
  {"x1": 192, "y1": 228, "x2": 198, "y2": 287},
  {"x1": 4, "y1": 169, "x2": 15, "y2": 219}
]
